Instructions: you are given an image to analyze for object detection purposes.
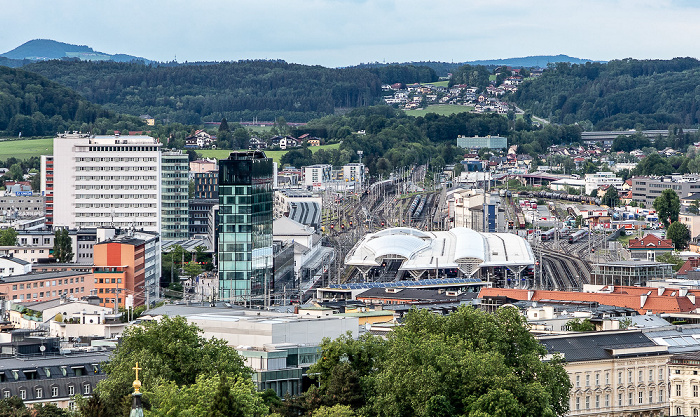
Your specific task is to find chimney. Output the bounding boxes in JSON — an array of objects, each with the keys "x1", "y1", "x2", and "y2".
[{"x1": 640, "y1": 294, "x2": 649, "y2": 309}]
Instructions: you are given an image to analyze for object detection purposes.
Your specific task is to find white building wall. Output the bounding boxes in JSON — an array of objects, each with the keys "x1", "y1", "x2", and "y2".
[{"x1": 53, "y1": 134, "x2": 162, "y2": 233}]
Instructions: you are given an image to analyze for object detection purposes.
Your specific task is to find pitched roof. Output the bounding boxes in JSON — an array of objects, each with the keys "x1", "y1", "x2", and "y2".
[
  {"x1": 628, "y1": 234, "x2": 674, "y2": 250},
  {"x1": 539, "y1": 331, "x2": 659, "y2": 362},
  {"x1": 478, "y1": 286, "x2": 699, "y2": 314}
]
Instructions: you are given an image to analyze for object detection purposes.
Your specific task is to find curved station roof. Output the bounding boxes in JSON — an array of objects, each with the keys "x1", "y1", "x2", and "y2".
[{"x1": 344, "y1": 227, "x2": 534, "y2": 277}]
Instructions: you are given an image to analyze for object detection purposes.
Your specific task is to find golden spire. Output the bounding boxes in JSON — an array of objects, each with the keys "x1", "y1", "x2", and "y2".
[{"x1": 132, "y1": 362, "x2": 142, "y2": 393}]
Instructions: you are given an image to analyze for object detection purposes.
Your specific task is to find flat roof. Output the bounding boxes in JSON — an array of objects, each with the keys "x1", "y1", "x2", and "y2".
[{"x1": 1, "y1": 270, "x2": 90, "y2": 283}]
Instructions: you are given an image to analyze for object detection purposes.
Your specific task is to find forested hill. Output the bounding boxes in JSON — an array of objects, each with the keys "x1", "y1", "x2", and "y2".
[
  {"x1": 0, "y1": 66, "x2": 141, "y2": 136},
  {"x1": 513, "y1": 58, "x2": 700, "y2": 130},
  {"x1": 22, "y1": 60, "x2": 391, "y2": 124}
]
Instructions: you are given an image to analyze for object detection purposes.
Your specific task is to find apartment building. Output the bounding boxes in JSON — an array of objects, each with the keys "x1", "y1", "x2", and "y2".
[
  {"x1": 302, "y1": 164, "x2": 332, "y2": 189},
  {"x1": 161, "y1": 150, "x2": 189, "y2": 240},
  {"x1": 541, "y1": 331, "x2": 670, "y2": 417},
  {"x1": 51, "y1": 133, "x2": 162, "y2": 233},
  {"x1": 0, "y1": 270, "x2": 94, "y2": 302}
]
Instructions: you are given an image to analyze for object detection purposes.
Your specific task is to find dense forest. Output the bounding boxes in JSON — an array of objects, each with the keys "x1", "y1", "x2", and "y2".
[
  {"x1": 20, "y1": 60, "x2": 438, "y2": 125},
  {"x1": 0, "y1": 66, "x2": 142, "y2": 136},
  {"x1": 513, "y1": 58, "x2": 700, "y2": 129}
]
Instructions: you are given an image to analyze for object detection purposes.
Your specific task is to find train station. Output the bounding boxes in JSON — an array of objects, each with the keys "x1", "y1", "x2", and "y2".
[{"x1": 344, "y1": 226, "x2": 535, "y2": 285}]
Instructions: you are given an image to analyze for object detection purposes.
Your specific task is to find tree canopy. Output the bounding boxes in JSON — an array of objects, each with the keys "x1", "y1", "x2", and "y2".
[
  {"x1": 653, "y1": 189, "x2": 680, "y2": 228},
  {"x1": 667, "y1": 221, "x2": 691, "y2": 250}
]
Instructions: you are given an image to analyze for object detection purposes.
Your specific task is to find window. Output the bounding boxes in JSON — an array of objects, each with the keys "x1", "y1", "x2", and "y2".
[
  {"x1": 586, "y1": 374, "x2": 590, "y2": 386},
  {"x1": 618, "y1": 371, "x2": 623, "y2": 385},
  {"x1": 3, "y1": 391, "x2": 9, "y2": 399},
  {"x1": 650, "y1": 369, "x2": 654, "y2": 381},
  {"x1": 639, "y1": 391, "x2": 643, "y2": 404},
  {"x1": 628, "y1": 370, "x2": 633, "y2": 383},
  {"x1": 576, "y1": 397, "x2": 580, "y2": 410},
  {"x1": 19, "y1": 389, "x2": 26, "y2": 400},
  {"x1": 595, "y1": 394, "x2": 600, "y2": 408},
  {"x1": 695, "y1": 385, "x2": 699, "y2": 398},
  {"x1": 606, "y1": 372, "x2": 609, "y2": 385},
  {"x1": 650, "y1": 389, "x2": 654, "y2": 404},
  {"x1": 628, "y1": 392, "x2": 633, "y2": 406},
  {"x1": 595, "y1": 373, "x2": 599, "y2": 386},
  {"x1": 605, "y1": 393, "x2": 609, "y2": 407},
  {"x1": 52, "y1": 386, "x2": 58, "y2": 397},
  {"x1": 660, "y1": 367, "x2": 665, "y2": 380},
  {"x1": 585, "y1": 396, "x2": 590, "y2": 409},
  {"x1": 660, "y1": 389, "x2": 664, "y2": 402},
  {"x1": 576, "y1": 375, "x2": 580, "y2": 388},
  {"x1": 36, "y1": 387, "x2": 42, "y2": 399},
  {"x1": 68, "y1": 385, "x2": 74, "y2": 396},
  {"x1": 639, "y1": 370, "x2": 643, "y2": 382},
  {"x1": 83, "y1": 384, "x2": 90, "y2": 395},
  {"x1": 678, "y1": 407, "x2": 682, "y2": 416},
  {"x1": 677, "y1": 384, "x2": 682, "y2": 397},
  {"x1": 695, "y1": 409, "x2": 699, "y2": 417},
  {"x1": 618, "y1": 393, "x2": 622, "y2": 407}
]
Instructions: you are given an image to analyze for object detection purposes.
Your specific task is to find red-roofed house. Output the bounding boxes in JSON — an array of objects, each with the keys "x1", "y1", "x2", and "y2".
[
  {"x1": 628, "y1": 234, "x2": 674, "y2": 260},
  {"x1": 478, "y1": 286, "x2": 699, "y2": 314}
]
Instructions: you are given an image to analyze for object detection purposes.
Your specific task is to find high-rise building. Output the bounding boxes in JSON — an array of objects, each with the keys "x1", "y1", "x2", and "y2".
[
  {"x1": 161, "y1": 150, "x2": 190, "y2": 240},
  {"x1": 218, "y1": 151, "x2": 273, "y2": 304},
  {"x1": 51, "y1": 133, "x2": 162, "y2": 233},
  {"x1": 40, "y1": 155, "x2": 54, "y2": 226}
]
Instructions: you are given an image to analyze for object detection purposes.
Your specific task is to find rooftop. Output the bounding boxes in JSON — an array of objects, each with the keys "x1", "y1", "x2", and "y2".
[{"x1": 0, "y1": 270, "x2": 90, "y2": 284}]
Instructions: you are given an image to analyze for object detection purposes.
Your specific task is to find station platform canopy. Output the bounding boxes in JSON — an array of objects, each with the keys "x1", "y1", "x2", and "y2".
[{"x1": 344, "y1": 227, "x2": 534, "y2": 277}]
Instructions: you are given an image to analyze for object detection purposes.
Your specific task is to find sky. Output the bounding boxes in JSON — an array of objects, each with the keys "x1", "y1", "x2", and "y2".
[{"x1": 3, "y1": 0, "x2": 700, "y2": 67}]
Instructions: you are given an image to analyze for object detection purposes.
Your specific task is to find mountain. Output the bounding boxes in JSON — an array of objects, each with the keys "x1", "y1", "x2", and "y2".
[
  {"x1": 0, "y1": 39, "x2": 150, "y2": 63},
  {"x1": 354, "y1": 55, "x2": 600, "y2": 77}
]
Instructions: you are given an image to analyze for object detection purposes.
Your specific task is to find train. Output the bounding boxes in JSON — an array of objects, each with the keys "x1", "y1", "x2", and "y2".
[
  {"x1": 540, "y1": 228, "x2": 557, "y2": 241},
  {"x1": 517, "y1": 190, "x2": 601, "y2": 206},
  {"x1": 408, "y1": 195, "x2": 422, "y2": 217},
  {"x1": 568, "y1": 229, "x2": 588, "y2": 244}
]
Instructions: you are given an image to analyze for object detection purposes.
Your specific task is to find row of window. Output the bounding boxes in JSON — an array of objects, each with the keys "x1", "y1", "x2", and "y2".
[
  {"x1": 11, "y1": 277, "x2": 85, "y2": 291},
  {"x1": 574, "y1": 367, "x2": 665, "y2": 388},
  {"x1": 12, "y1": 288, "x2": 85, "y2": 300},
  {"x1": 75, "y1": 194, "x2": 158, "y2": 199},
  {"x1": 76, "y1": 202, "x2": 156, "y2": 208},
  {"x1": 76, "y1": 185, "x2": 157, "y2": 190},
  {"x1": 575, "y1": 389, "x2": 664, "y2": 411},
  {"x1": 76, "y1": 176, "x2": 157, "y2": 181},
  {"x1": 76, "y1": 166, "x2": 156, "y2": 171},
  {"x1": 4, "y1": 383, "x2": 90, "y2": 400},
  {"x1": 74, "y1": 212, "x2": 156, "y2": 217},
  {"x1": 76, "y1": 157, "x2": 157, "y2": 162}
]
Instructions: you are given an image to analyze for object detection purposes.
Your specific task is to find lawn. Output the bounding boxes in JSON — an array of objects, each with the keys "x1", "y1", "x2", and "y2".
[
  {"x1": 198, "y1": 142, "x2": 341, "y2": 164},
  {"x1": 404, "y1": 104, "x2": 475, "y2": 117},
  {"x1": 0, "y1": 138, "x2": 53, "y2": 160},
  {"x1": 425, "y1": 81, "x2": 449, "y2": 88}
]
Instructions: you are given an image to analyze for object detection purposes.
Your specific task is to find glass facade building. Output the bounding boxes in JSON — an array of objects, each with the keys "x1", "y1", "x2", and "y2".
[
  {"x1": 161, "y1": 150, "x2": 190, "y2": 240},
  {"x1": 218, "y1": 151, "x2": 273, "y2": 303}
]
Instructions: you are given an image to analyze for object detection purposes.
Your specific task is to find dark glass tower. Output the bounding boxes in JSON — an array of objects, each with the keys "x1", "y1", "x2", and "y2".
[{"x1": 218, "y1": 151, "x2": 273, "y2": 303}]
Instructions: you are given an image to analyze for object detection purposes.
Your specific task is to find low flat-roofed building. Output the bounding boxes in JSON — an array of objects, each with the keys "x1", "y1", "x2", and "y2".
[
  {"x1": 0, "y1": 270, "x2": 94, "y2": 303},
  {"x1": 591, "y1": 261, "x2": 674, "y2": 286}
]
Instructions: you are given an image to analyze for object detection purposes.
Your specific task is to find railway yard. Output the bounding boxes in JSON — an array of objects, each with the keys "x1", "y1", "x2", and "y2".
[{"x1": 314, "y1": 166, "x2": 623, "y2": 294}]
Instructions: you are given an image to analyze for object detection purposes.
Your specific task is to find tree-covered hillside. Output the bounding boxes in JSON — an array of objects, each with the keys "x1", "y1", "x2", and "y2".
[
  {"x1": 513, "y1": 58, "x2": 700, "y2": 129},
  {"x1": 0, "y1": 66, "x2": 142, "y2": 136},
  {"x1": 23, "y1": 60, "x2": 392, "y2": 124}
]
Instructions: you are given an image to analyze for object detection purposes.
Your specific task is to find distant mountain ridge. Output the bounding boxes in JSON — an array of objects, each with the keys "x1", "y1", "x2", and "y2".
[
  {"x1": 0, "y1": 39, "x2": 150, "y2": 64},
  {"x1": 354, "y1": 55, "x2": 602, "y2": 76}
]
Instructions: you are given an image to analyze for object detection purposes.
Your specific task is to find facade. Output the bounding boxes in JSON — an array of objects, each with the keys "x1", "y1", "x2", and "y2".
[
  {"x1": 632, "y1": 175, "x2": 700, "y2": 208},
  {"x1": 0, "y1": 270, "x2": 94, "y2": 302},
  {"x1": 218, "y1": 151, "x2": 274, "y2": 303},
  {"x1": 40, "y1": 155, "x2": 54, "y2": 226},
  {"x1": 669, "y1": 352, "x2": 700, "y2": 416},
  {"x1": 193, "y1": 171, "x2": 219, "y2": 199},
  {"x1": 585, "y1": 172, "x2": 624, "y2": 195},
  {"x1": 161, "y1": 150, "x2": 190, "y2": 240},
  {"x1": 541, "y1": 331, "x2": 670, "y2": 417},
  {"x1": 189, "y1": 198, "x2": 218, "y2": 244},
  {"x1": 450, "y1": 189, "x2": 499, "y2": 232},
  {"x1": 0, "y1": 193, "x2": 45, "y2": 219},
  {"x1": 302, "y1": 164, "x2": 332, "y2": 189},
  {"x1": 0, "y1": 351, "x2": 109, "y2": 409},
  {"x1": 342, "y1": 163, "x2": 365, "y2": 187},
  {"x1": 456, "y1": 135, "x2": 507, "y2": 149},
  {"x1": 51, "y1": 133, "x2": 162, "y2": 233},
  {"x1": 9, "y1": 229, "x2": 98, "y2": 264},
  {"x1": 93, "y1": 230, "x2": 160, "y2": 308},
  {"x1": 273, "y1": 189, "x2": 322, "y2": 227},
  {"x1": 591, "y1": 261, "x2": 674, "y2": 286},
  {"x1": 628, "y1": 235, "x2": 675, "y2": 261},
  {"x1": 189, "y1": 158, "x2": 218, "y2": 174}
]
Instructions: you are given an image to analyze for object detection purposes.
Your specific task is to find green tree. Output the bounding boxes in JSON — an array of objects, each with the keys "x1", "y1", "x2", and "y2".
[
  {"x1": 312, "y1": 404, "x2": 356, "y2": 417},
  {"x1": 183, "y1": 261, "x2": 203, "y2": 280},
  {"x1": 690, "y1": 200, "x2": 700, "y2": 215},
  {"x1": 601, "y1": 186, "x2": 620, "y2": 208},
  {"x1": 219, "y1": 117, "x2": 230, "y2": 133},
  {"x1": 566, "y1": 318, "x2": 595, "y2": 332},
  {"x1": 656, "y1": 252, "x2": 685, "y2": 272},
  {"x1": 52, "y1": 228, "x2": 74, "y2": 263},
  {"x1": 0, "y1": 228, "x2": 18, "y2": 246},
  {"x1": 148, "y1": 373, "x2": 267, "y2": 417},
  {"x1": 0, "y1": 396, "x2": 30, "y2": 417},
  {"x1": 653, "y1": 189, "x2": 680, "y2": 228},
  {"x1": 97, "y1": 316, "x2": 251, "y2": 417},
  {"x1": 6, "y1": 163, "x2": 24, "y2": 181},
  {"x1": 667, "y1": 221, "x2": 691, "y2": 250}
]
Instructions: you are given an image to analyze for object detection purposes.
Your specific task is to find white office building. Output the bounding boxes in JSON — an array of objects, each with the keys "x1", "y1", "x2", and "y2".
[
  {"x1": 343, "y1": 163, "x2": 365, "y2": 187},
  {"x1": 584, "y1": 171, "x2": 623, "y2": 195},
  {"x1": 302, "y1": 164, "x2": 332, "y2": 189},
  {"x1": 51, "y1": 133, "x2": 162, "y2": 233}
]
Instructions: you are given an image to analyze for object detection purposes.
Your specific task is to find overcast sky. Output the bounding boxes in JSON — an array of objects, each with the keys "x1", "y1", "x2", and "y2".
[{"x1": 2, "y1": 0, "x2": 700, "y2": 67}]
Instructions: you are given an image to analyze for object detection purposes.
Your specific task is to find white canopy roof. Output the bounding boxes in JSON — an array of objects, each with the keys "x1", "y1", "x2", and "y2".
[{"x1": 345, "y1": 227, "x2": 534, "y2": 275}]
